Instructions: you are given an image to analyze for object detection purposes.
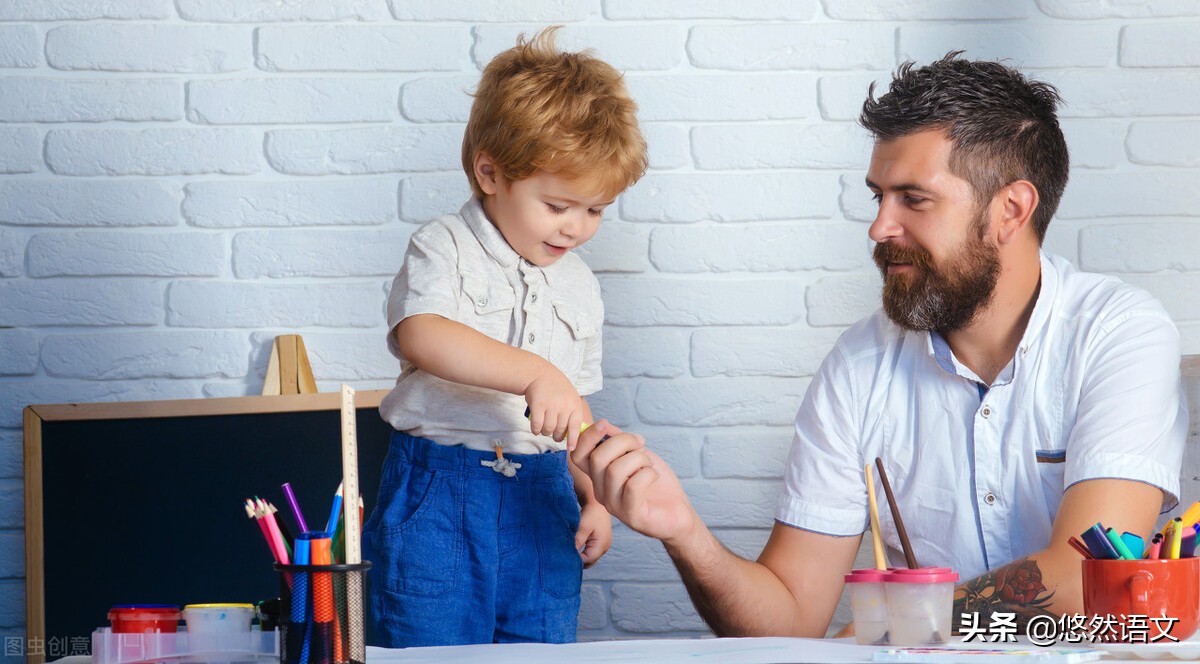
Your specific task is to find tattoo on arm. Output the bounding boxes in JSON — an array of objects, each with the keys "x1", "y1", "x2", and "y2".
[{"x1": 953, "y1": 556, "x2": 1056, "y2": 632}]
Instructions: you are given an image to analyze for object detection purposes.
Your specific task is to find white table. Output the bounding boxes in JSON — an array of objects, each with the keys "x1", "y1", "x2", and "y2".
[
  {"x1": 55, "y1": 635, "x2": 1141, "y2": 663},
  {"x1": 365, "y1": 637, "x2": 887, "y2": 663},
  {"x1": 54, "y1": 639, "x2": 880, "y2": 664}
]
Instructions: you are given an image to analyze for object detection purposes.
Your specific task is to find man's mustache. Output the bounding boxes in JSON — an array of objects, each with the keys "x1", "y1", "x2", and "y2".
[{"x1": 873, "y1": 242, "x2": 935, "y2": 273}]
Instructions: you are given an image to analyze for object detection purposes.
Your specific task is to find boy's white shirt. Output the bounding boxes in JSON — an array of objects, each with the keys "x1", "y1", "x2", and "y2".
[{"x1": 380, "y1": 198, "x2": 604, "y2": 454}]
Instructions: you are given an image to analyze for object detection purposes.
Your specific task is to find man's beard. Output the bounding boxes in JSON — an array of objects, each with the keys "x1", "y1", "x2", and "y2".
[{"x1": 873, "y1": 223, "x2": 1001, "y2": 333}]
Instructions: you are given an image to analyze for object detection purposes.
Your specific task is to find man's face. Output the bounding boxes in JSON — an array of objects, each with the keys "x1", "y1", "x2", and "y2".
[{"x1": 866, "y1": 131, "x2": 1001, "y2": 333}]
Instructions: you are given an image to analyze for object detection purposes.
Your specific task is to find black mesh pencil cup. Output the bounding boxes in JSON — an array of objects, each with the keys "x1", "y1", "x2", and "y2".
[{"x1": 274, "y1": 561, "x2": 371, "y2": 664}]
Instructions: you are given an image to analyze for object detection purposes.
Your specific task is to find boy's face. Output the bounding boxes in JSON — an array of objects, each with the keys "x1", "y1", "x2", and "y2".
[{"x1": 477, "y1": 160, "x2": 614, "y2": 267}]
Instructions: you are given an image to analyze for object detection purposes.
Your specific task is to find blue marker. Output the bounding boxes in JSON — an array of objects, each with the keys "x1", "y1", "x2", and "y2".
[
  {"x1": 291, "y1": 535, "x2": 312, "y2": 664},
  {"x1": 1081, "y1": 523, "x2": 1119, "y2": 559}
]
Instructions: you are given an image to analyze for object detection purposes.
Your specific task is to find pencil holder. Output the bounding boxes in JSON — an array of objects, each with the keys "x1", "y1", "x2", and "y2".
[
  {"x1": 1082, "y1": 557, "x2": 1200, "y2": 642},
  {"x1": 274, "y1": 561, "x2": 371, "y2": 664}
]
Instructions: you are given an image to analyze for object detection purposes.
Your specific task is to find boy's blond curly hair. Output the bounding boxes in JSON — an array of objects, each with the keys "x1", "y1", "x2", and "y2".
[{"x1": 462, "y1": 26, "x2": 648, "y2": 199}]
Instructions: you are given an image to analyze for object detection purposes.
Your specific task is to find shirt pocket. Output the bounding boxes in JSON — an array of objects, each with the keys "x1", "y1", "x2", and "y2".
[
  {"x1": 460, "y1": 275, "x2": 515, "y2": 341},
  {"x1": 549, "y1": 300, "x2": 600, "y2": 375},
  {"x1": 1035, "y1": 448, "x2": 1068, "y2": 503}
]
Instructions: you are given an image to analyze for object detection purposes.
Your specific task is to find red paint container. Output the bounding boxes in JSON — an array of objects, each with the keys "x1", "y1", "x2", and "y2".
[{"x1": 107, "y1": 604, "x2": 180, "y2": 633}]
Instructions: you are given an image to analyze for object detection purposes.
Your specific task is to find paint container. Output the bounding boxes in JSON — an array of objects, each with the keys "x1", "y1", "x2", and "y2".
[
  {"x1": 844, "y1": 568, "x2": 890, "y2": 645},
  {"x1": 182, "y1": 603, "x2": 255, "y2": 634},
  {"x1": 884, "y1": 567, "x2": 958, "y2": 646},
  {"x1": 107, "y1": 605, "x2": 181, "y2": 661},
  {"x1": 107, "y1": 604, "x2": 180, "y2": 634}
]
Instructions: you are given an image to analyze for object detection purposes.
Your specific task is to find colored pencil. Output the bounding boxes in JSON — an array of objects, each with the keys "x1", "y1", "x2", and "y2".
[
  {"x1": 269, "y1": 502, "x2": 294, "y2": 557},
  {"x1": 258, "y1": 498, "x2": 290, "y2": 565},
  {"x1": 282, "y1": 482, "x2": 310, "y2": 533},
  {"x1": 246, "y1": 498, "x2": 280, "y2": 562},
  {"x1": 326, "y1": 482, "x2": 343, "y2": 536}
]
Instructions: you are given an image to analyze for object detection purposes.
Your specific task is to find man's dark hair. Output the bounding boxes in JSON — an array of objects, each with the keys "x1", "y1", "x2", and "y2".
[{"x1": 859, "y1": 51, "x2": 1069, "y2": 243}]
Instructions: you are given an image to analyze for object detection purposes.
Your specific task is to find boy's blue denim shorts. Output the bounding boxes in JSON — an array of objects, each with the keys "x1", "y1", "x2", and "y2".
[{"x1": 362, "y1": 431, "x2": 582, "y2": 647}]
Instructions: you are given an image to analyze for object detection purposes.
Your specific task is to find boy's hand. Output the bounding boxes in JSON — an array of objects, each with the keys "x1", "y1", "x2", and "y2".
[
  {"x1": 576, "y1": 501, "x2": 613, "y2": 568},
  {"x1": 525, "y1": 366, "x2": 585, "y2": 449}
]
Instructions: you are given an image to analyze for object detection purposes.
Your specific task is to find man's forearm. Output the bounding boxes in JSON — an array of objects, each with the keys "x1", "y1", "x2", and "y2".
[
  {"x1": 663, "y1": 526, "x2": 810, "y2": 637},
  {"x1": 953, "y1": 556, "x2": 1058, "y2": 633}
]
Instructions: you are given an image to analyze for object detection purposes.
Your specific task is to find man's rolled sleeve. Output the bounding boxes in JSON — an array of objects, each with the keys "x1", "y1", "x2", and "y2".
[
  {"x1": 1065, "y1": 306, "x2": 1187, "y2": 510},
  {"x1": 776, "y1": 345, "x2": 869, "y2": 536}
]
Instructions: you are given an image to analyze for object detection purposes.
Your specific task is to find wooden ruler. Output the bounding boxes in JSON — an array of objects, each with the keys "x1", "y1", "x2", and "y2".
[
  {"x1": 339, "y1": 384, "x2": 362, "y2": 563},
  {"x1": 339, "y1": 384, "x2": 366, "y2": 662}
]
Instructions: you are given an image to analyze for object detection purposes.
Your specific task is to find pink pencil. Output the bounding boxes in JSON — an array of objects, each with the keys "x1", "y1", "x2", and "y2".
[
  {"x1": 258, "y1": 498, "x2": 291, "y2": 564},
  {"x1": 246, "y1": 498, "x2": 281, "y2": 562}
]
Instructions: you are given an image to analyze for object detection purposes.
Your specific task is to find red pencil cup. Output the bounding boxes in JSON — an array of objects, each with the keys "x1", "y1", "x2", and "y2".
[
  {"x1": 1082, "y1": 557, "x2": 1200, "y2": 642},
  {"x1": 274, "y1": 561, "x2": 371, "y2": 664}
]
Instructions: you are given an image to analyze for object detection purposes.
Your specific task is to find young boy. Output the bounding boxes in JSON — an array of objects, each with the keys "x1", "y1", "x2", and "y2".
[{"x1": 362, "y1": 27, "x2": 648, "y2": 646}]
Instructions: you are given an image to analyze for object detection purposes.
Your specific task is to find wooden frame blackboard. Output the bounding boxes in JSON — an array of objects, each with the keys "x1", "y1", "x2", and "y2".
[{"x1": 23, "y1": 390, "x2": 391, "y2": 660}]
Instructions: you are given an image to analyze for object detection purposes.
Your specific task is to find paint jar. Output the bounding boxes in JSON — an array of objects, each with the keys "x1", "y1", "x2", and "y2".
[
  {"x1": 844, "y1": 568, "x2": 890, "y2": 645},
  {"x1": 106, "y1": 605, "x2": 181, "y2": 662},
  {"x1": 884, "y1": 567, "x2": 959, "y2": 646},
  {"x1": 183, "y1": 603, "x2": 255, "y2": 634},
  {"x1": 107, "y1": 604, "x2": 180, "y2": 634}
]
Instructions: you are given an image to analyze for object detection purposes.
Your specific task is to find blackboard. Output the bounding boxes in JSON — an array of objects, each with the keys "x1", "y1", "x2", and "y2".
[{"x1": 23, "y1": 390, "x2": 392, "y2": 658}]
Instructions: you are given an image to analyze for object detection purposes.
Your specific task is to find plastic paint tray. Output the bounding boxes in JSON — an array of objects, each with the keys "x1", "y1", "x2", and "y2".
[{"x1": 91, "y1": 627, "x2": 279, "y2": 663}]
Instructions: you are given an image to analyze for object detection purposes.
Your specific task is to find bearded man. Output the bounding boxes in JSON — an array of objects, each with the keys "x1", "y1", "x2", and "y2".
[{"x1": 571, "y1": 53, "x2": 1187, "y2": 637}]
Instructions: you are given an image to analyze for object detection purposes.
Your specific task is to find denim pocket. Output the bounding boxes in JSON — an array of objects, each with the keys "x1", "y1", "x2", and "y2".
[
  {"x1": 369, "y1": 462, "x2": 463, "y2": 597},
  {"x1": 534, "y1": 472, "x2": 583, "y2": 599}
]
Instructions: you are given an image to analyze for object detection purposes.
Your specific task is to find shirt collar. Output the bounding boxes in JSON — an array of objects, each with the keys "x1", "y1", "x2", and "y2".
[
  {"x1": 1015, "y1": 251, "x2": 1058, "y2": 358},
  {"x1": 924, "y1": 251, "x2": 1055, "y2": 386},
  {"x1": 460, "y1": 197, "x2": 522, "y2": 270},
  {"x1": 459, "y1": 197, "x2": 571, "y2": 283}
]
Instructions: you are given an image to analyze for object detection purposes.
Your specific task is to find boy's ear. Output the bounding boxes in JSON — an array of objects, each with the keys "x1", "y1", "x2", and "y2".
[{"x1": 473, "y1": 152, "x2": 501, "y2": 196}]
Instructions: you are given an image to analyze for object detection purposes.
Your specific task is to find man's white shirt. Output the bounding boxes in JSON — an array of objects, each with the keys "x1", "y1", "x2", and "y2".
[{"x1": 777, "y1": 252, "x2": 1187, "y2": 580}]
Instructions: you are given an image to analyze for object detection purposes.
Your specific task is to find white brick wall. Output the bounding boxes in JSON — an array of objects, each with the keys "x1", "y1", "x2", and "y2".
[{"x1": 2, "y1": 0, "x2": 1199, "y2": 644}]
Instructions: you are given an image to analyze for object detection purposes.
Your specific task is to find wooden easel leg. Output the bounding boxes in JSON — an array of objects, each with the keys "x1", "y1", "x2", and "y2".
[{"x1": 263, "y1": 334, "x2": 318, "y2": 396}]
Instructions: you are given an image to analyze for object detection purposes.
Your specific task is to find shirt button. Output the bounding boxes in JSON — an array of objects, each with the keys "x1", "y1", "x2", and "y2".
[
  {"x1": 528, "y1": 333, "x2": 536, "y2": 344},
  {"x1": 984, "y1": 493, "x2": 996, "y2": 505},
  {"x1": 531, "y1": 293, "x2": 538, "y2": 303},
  {"x1": 981, "y1": 405, "x2": 991, "y2": 418},
  {"x1": 476, "y1": 296, "x2": 488, "y2": 307}
]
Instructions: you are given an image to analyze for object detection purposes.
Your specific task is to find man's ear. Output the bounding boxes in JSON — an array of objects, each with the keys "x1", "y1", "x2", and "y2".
[
  {"x1": 473, "y1": 152, "x2": 501, "y2": 196},
  {"x1": 995, "y1": 180, "x2": 1039, "y2": 245}
]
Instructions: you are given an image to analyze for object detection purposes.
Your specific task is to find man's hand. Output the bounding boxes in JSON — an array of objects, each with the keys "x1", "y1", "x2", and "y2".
[
  {"x1": 524, "y1": 365, "x2": 586, "y2": 449},
  {"x1": 570, "y1": 420, "x2": 698, "y2": 546},
  {"x1": 576, "y1": 501, "x2": 613, "y2": 568}
]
